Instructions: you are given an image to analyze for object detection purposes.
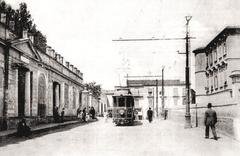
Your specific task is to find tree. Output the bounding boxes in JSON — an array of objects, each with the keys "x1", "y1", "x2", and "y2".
[
  {"x1": 30, "y1": 24, "x2": 47, "y2": 53},
  {"x1": 14, "y1": 2, "x2": 33, "y2": 37},
  {"x1": 0, "y1": 0, "x2": 7, "y2": 13},
  {"x1": 85, "y1": 82, "x2": 102, "y2": 98},
  {"x1": 1, "y1": 1, "x2": 47, "y2": 53}
]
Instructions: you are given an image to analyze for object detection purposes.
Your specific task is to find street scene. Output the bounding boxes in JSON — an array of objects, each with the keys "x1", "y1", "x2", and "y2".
[{"x1": 1, "y1": 0, "x2": 240, "y2": 155}]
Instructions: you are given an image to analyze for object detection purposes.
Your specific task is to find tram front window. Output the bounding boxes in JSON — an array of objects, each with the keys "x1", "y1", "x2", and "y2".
[
  {"x1": 126, "y1": 97, "x2": 134, "y2": 107},
  {"x1": 118, "y1": 97, "x2": 125, "y2": 107}
]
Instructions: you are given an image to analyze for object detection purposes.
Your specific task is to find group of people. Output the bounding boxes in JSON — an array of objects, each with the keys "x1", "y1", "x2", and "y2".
[
  {"x1": 77, "y1": 106, "x2": 97, "y2": 122},
  {"x1": 146, "y1": 102, "x2": 218, "y2": 141},
  {"x1": 53, "y1": 106, "x2": 65, "y2": 123}
]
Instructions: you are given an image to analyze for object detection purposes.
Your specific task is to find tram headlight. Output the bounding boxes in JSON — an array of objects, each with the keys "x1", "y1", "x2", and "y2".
[{"x1": 119, "y1": 109, "x2": 125, "y2": 115}]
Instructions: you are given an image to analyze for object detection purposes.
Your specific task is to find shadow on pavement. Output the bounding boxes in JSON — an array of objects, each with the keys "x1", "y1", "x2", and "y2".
[{"x1": 0, "y1": 121, "x2": 96, "y2": 147}]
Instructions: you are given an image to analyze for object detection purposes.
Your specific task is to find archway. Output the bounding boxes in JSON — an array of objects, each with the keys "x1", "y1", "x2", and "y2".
[{"x1": 38, "y1": 73, "x2": 46, "y2": 117}]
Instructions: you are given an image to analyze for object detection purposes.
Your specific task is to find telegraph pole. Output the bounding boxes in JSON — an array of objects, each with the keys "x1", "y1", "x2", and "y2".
[
  {"x1": 156, "y1": 79, "x2": 158, "y2": 117},
  {"x1": 161, "y1": 66, "x2": 165, "y2": 115},
  {"x1": 184, "y1": 16, "x2": 192, "y2": 128}
]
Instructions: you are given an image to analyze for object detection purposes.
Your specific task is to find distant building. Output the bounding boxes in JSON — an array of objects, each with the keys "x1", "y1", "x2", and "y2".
[
  {"x1": 194, "y1": 27, "x2": 240, "y2": 139},
  {"x1": 115, "y1": 79, "x2": 185, "y2": 119}
]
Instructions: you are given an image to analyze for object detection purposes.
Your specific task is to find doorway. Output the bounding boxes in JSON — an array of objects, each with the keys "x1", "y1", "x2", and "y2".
[
  {"x1": 18, "y1": 68, "x2": 27, "y2": 117},
  {"x1": 53, "y1": 82, "x2": 60, "y2": 114}
]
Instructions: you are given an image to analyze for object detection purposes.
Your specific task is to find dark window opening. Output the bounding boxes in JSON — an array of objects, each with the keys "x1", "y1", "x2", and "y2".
[{"x1": 118, "y1": 97, "x2": 125, "y2": 107}]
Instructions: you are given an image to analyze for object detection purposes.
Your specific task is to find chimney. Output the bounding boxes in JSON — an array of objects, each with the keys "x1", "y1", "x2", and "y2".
[
  {"x1": 29, "y1": 34, "x2": 34, "y2": 43},
  {"x1": 77, "y1": 69, "x2": 80, "y2": 75},
  {"x1": 55, "y1": 53, "x2": 60, "y2": 61},
  {"x1": 9, "y1": 21, "x2": 15, "y2": 31},
  {"x1": 65, "y1": 61, "x2": 70, "y2": 68},
  {"x1": 74, "y1": 67, "x2": 77, "y2": 73},
  {"x1": 52, "y1": 49, "x2": 55, "y2": 58},
  {"x1": 46, "y1": 46, "x2": 52, "y2": 56},
  {"x1": 70, "y1": 64, "x2": 73, "y2": 71},
  {"x1": 0, "y1": 13, "x2": 6, "y2": 24},
  {"x1": 22, "y1": 30, "x2": 28, "y2": 39},
  {"x1": 60, "y1": 56, "x2": 63, "y2": 64}
]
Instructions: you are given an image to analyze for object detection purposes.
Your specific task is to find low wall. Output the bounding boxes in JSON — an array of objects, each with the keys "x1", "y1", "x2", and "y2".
[{"x1": 168, "y1": 104, "x2": 240, "y2": 140}]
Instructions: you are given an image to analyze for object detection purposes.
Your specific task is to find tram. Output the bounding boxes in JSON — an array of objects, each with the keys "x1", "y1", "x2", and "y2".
[{"x1": 112, "y1": 89, "x2": 135, "y2": 125}]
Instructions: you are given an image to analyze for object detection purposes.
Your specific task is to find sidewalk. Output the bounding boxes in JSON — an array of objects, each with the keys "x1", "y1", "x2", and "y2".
[
  {"x1": 0, "y1": 118, "x2": 98, "y2": 143},
  {"x1": 149, "y1": 119, "x2": 240, "y2": 156}
]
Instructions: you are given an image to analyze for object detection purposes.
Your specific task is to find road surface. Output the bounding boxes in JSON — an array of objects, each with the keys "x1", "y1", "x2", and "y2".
[{"x1": 0, "y1": 118, "x2": 239, "y2": 156}]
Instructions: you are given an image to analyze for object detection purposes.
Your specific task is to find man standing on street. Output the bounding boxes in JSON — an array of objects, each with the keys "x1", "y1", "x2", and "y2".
[
  {"x1": 204, "y1": 103, "x2": 218, "y2": 140},
  {"x1": 147, "y1": 107, "x2": 153, "y2": 123}
]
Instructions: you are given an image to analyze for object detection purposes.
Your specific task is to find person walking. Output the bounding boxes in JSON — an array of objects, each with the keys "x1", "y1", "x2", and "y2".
[
  {"x1": 82, "y1": 108, "x2": 87, "y2": 122},
  {"x1": 77, "y1": 107, "x2": 81, "y2": 119},
  {"x1": 61, "y1": 108, "x2": 65, "y2": 123},
  {"x1": 204, "y1": 103, "x2": 218, "y2": 140},
  {"x1": 92, "y1": 106, "x2": 96, "y2": 119},
  {"x1": 147, "y1": 107, "x2": 153, "y2": 123}
]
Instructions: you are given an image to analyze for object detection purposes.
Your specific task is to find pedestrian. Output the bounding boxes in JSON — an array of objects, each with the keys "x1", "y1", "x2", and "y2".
[
  {"x1": 77, "y1": 107, "x2": 81, "y2": 119},
  {"x1": 17, "y1": 118, "x2": 31, "y2": 137},
  {"x1": 164, "y1": 109, "x2": 168, "y2": 120},
  {"x1": 61, "y1": 107, "x2": 65, "y2": 123},
  {"x1": 204, "y1": 103, "x2": 218, "y2": 140},
  {"x1": 82, "y1": 107, "x2": 87, "y2": 122},
  {"x1": 92, "y1": 106, "x2": 96, "y2": 119},
  {"x1": 147, "y1": 107, "x2": 153, "y2": 123},
  {"x1": 89, "y1": 107, "x2": 93, "y2": 119}
]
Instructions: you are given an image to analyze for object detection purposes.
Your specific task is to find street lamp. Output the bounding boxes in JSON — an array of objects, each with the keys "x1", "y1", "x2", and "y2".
[{"x1": 184, "y1": 16, "x2": 192, "y2": 128}]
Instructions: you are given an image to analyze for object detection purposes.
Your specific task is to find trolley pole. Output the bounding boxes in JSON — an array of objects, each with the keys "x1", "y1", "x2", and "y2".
[{"x1": 184, "y1": 16, "x2": 192, "y2": 129}]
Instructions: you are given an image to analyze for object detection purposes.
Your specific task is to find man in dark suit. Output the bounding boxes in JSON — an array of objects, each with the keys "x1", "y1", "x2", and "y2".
[
  {"x1": 204, "y1": 103, "x2": 218, "y2": 140},
  {"x1": 147, "y1": 107, "x2": 153, "y2": 123}
]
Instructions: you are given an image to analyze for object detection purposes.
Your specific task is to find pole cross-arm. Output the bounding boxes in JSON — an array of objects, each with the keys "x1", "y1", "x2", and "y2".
[{"x1": 112, "y1": 37, "x2": 196, "y2": 42}]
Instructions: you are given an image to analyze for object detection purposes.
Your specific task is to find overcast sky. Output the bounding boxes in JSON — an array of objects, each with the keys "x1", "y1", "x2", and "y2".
[{"x1": 6, "y1": 0, "x2": 240, "y2": 89}]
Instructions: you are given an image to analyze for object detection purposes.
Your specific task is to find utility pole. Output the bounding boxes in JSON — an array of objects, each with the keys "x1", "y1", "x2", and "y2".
[
  {"x1": 184, "y1": 16, "x2": 192, "y2": 128},
  {"x1": 161, "y1": 66, "x2": 165, "y2": 116},
  {"x1": 156, "y1": 79, "x2": 158, "y2": 117}
]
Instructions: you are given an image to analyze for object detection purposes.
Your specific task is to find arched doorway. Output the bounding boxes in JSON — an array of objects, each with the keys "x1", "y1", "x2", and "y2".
[
  {"x1": 38, "y1": 73, "x2": 46, "y2": 117},
  {"x1": 53, "y1": 81, "x2": 61, "y2": 114}
]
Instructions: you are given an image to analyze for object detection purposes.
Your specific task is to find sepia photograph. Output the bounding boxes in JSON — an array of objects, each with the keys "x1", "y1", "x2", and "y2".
[{"x1": 0, "y1": 0, "x2": 240, "y2": 155}]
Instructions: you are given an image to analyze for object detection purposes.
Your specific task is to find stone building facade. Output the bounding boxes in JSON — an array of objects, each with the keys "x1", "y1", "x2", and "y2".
[
  {"x1": 193, "y1": 27, "x2": 240, "y2": 139},
  {"x1": 0, "y1": 21, "x2": 86, "y2": 130},
  {"x1": 115, "y1": 79, "x2": 186, "y2": 119}
]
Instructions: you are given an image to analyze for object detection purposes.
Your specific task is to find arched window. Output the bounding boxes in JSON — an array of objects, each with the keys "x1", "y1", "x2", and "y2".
[{"x1": 38, "y1": 73, "x2": 46, "y2": 117}]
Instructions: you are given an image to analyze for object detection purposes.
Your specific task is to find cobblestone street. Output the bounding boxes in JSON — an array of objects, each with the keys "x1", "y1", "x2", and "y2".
[{"x1": 0, "y1": 118, "x2": 239, "y2": 156}]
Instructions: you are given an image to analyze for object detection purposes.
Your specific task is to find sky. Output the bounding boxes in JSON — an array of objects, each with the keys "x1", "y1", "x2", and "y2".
[{"x1": 6, "y1": 0, "x2": 240, "y2": 89}]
